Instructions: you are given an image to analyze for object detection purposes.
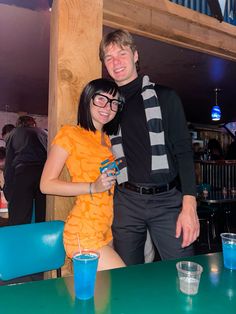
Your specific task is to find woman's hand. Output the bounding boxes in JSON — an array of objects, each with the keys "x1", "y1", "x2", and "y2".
[{"x1": 92, "y1": 171, "x2": 117, "y2": 193}]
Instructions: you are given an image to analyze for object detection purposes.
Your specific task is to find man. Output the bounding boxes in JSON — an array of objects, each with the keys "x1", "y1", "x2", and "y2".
[
  {"x1": 4, "y1": 116, "x2": 47, "y2": 225},
  {"x1": 99, "y1": 29, "x2": 199, "y2": 265}
]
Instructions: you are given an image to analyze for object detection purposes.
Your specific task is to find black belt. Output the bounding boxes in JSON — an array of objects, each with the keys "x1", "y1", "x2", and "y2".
[{"x1": 121, "y1": 180, "x2": 176, "y2": 195}]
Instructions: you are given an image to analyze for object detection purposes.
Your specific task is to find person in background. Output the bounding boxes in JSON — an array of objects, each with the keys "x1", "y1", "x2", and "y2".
[
  {"x1": 226, "y1": 131, "x2": 236, "y2": 160},
  {"x1": 4, "y1": 116, "x2": 47, "y2": 225},
  {"x1": 40, "y1": 78, "x2": 125, "y2": 271},
  {"x1": 192, "y1": 142, "x2": 202, "y2": 161},
  {"x1": 99, "y1": 29, "x2": 199, "y2": 265},
  {"x1": 207, "y1": 138, "x2": 224, "y2": 160},
  {"x1": 1, "y1": 124, "x2": 15, "y2": 143}
]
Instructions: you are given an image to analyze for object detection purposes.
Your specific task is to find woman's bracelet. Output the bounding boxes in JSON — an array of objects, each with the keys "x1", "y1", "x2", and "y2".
[{"x1": 89, "y1": 182, "x2": 93, "y2": 200}]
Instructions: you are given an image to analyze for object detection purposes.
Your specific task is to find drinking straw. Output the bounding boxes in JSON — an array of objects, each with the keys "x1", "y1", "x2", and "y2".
[{"x1": 77, "y1": 233, "x2": 82, "y2": 254}]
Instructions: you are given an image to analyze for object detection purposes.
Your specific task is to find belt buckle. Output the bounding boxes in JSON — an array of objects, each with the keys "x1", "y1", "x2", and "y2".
[{"x1": 140, "y1": 186, "x2": 154, "y2": 195}]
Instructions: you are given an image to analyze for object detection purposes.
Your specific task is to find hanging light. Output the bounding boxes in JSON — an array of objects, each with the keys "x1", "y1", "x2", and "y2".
[{"x1": 211, "y1": 88, "x2": 221, "y2": 121}]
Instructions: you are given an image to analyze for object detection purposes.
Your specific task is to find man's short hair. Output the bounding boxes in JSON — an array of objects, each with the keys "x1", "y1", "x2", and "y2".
[
  {"x1": 16, "y1": 116, "x2": 36, "y2": 128},
  {"x1": 99, "y1": 29, "x2": 137, "y2": 62},
  {"x1": 2, "y1": 124, "x2": 15, "y2": 138}
]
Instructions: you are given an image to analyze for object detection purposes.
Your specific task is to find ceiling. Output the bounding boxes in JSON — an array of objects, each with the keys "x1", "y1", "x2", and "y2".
[{"x1": 0, "y1": 0, "x2": 236, "y2": 126}]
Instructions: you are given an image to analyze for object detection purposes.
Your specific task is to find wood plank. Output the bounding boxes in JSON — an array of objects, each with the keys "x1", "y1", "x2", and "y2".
[
  {"x1": 103, "y1": 0, "x2": 236, "y2": 61},
  {"x1": 49, "y1": 0, "x2": 103, "y2": 144}
]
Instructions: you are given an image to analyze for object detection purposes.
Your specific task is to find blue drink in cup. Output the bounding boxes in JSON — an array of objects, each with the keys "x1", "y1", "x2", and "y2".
[
  {"x1": 72, "y1": 250, "x2": 100, "y2": 300},
  {"x1": 220, "y1": 233, "x2": 236, "y2": 270}
]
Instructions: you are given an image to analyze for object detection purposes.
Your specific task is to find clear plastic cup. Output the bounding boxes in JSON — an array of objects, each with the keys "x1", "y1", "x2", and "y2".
[
  {"x1": 72, "y1": 250, "x2": 100, "y2": 300},
  {"x1": 221, "y1": 233, "x2": 236, "y2": 270},
  {"x1": 176, "y1": 261, "x2": 203, "y2": 295}
]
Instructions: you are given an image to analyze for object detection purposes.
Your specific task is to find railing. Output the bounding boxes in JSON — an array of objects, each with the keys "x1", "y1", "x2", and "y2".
[
  {"x1": 197, "y1": 160, "x2": 236, "y2": 190},
  {"x1": 170, "y1": 0, "x2": 236, "y2": 26}
]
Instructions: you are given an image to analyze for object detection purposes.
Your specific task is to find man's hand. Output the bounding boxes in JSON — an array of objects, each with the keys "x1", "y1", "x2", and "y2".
[{"x1": 176, "y1": 195, "x2": 200, "y2": 248}]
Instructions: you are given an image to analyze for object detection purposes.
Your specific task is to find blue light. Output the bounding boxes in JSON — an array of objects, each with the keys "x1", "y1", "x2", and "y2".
[{"x1": 211, "y1": 105, "x2": 221, "y2": 121}]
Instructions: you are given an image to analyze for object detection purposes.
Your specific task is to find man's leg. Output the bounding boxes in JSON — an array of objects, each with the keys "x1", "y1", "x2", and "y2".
[
  {"x1": 147, "y1": 187, "x2": 194, "y2": 260},
  {"x1": 8, "y1": 166, "x2": 34, "y2": 225},
  {"x1": 112, "y1": 186, "x2": 147, "y2": 265},
  {"x1": 34, "y1": 165, "x2": 46, "y2": 223}
]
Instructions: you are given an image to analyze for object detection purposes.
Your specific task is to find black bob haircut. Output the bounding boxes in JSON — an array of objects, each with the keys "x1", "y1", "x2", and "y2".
[{"x1": 77, "y1": 78, "x2": 124, "y2": 135}]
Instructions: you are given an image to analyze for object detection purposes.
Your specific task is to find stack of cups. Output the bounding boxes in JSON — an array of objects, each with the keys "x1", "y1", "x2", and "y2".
[{"x1": 72, "y1": 250, "x2": 100, "y2": 300}]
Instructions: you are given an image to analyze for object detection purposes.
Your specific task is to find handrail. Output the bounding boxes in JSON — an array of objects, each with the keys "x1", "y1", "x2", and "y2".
[{"x1": 196, "y1": 160, "x2": 236, "y2": 189}]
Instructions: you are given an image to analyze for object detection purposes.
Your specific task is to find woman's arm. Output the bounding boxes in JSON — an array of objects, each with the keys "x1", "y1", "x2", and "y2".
[{"x1": 40, "y1": 144, "x2": 116, "y2": 196}]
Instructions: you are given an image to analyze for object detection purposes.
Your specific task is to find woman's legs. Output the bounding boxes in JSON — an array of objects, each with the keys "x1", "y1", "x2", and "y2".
[{"x1": 97, "y1": 244, "x2": 126, "y2": 271}]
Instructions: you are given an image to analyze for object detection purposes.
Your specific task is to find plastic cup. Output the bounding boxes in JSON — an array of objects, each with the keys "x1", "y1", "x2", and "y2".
[
  {"x1": 72, "y1": 250, "x2": 100, "y2": 300},
  {"x1": 176, "y1": 261, "x2": 203, "y2": 295},
  {"x1": 221, "y1": 233, "x2": 236, "y2": 270}
]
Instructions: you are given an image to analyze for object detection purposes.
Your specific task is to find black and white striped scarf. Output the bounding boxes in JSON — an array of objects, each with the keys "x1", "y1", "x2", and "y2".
[{"x1": 110, "y1": 75, "x2": 169, "y2": 184}]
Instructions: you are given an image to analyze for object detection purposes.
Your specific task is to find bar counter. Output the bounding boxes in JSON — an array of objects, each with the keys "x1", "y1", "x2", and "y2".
[{"x1": 1, "y1": 252, "x2": 235, "y2": 314}]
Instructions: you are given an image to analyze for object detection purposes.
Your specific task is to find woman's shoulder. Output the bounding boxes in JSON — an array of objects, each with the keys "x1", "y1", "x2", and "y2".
[
  {"x1": 53, "y1": 125, "x2": 80, "y2": 143},
  {"x1": 52, "y1": 125, "x2": 84, "y2": 152},
  {"x1": 56, "y1": 124, "x2": 85, "y2": 138}
]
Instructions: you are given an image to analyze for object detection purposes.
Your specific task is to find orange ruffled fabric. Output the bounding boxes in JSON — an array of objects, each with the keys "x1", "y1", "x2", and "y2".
[{"x1": 52, "y1": 125, "x2": 114, "y2": 258}]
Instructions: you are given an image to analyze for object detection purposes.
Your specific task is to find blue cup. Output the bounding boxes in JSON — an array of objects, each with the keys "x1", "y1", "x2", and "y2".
[
  {"x1": 220, "y1": 233, "x2": 236, "y2": 270},
  {"x1": 198, "y1": 183, "x2": 211, "y2": 193},
  {"x1": 73, "y1": 250, "x2": 100, "y2": 300}
]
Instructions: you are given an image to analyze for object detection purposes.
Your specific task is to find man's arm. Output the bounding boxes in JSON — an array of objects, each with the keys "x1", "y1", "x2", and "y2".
[
  {"x1": 165, "y1": 89, "x2": 199, "y2": 246},
  {"x1": 176, "y1": 195, "x2": 199, "y2": 247},
  {"x1": 3, "y1": 137, "x2": 15, "y2": 201}
]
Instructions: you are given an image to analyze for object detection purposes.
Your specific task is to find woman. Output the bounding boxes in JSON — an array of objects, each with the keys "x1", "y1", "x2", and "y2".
[{"x1": 40, "y1": 78, "x2": 125, "y2": 270}]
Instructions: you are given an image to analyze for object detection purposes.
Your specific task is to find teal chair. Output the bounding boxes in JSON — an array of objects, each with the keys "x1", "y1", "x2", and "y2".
[{"x1": 0, "y1": 220, "x2": 66, "y2": 281}]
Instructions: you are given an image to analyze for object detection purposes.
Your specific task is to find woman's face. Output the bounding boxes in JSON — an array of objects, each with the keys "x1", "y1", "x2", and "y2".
[{"x1": 90, "y1": 91, "x2": 119, "y2": 130}]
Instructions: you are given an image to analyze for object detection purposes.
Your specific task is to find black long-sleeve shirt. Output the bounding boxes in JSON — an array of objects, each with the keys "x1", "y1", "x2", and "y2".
[
  {"x1": 119, "y1": 76, "x2": 196, "y2": 196},
  {"x1": 3, "y1": 126, "x2": 47, "y2": 199}
]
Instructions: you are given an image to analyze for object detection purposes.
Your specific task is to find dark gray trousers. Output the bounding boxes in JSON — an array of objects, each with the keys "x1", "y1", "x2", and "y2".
[
  {"x1": 8, "y1": 164, "x2": 46, "y2": 226},
  {"x1": 112, "y1": 185, "x2": 194, "y2": 266}
]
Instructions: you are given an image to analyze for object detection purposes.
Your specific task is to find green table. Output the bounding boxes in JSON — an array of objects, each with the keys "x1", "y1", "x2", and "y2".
[{"x1": 1, "y1": 252, "x2": 236, "y2": 314}]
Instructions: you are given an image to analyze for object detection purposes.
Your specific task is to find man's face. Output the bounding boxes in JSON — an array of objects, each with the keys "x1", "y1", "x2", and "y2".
[{"x1": 103, "y1": 43, "x2": 138, "y2": 86}]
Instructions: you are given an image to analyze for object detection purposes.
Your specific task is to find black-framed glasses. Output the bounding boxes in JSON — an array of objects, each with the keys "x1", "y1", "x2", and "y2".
[{"x1": 92, "y1": 93, "x2": 123, "y2": 112}]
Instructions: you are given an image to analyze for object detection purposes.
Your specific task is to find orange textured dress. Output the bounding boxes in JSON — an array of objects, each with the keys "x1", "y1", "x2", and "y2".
[{"x1": 52, "y1": 125, "x2": 114, "y2": 258}]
